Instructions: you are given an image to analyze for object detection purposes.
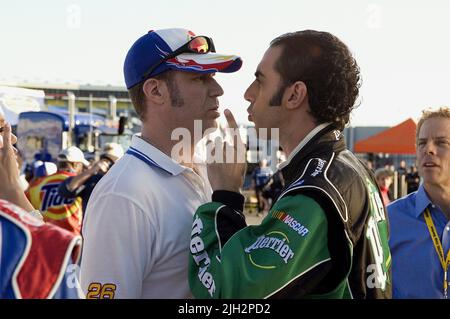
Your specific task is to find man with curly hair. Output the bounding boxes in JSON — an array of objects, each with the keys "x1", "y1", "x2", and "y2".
[{"x1": 189, "y1": 30, "x2": 392, "y2": 298}]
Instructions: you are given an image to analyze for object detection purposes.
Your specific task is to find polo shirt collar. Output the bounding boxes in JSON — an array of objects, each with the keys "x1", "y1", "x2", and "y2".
[
  {"x1": 414, "y1": 184, "x2": 432, "y2": 218},
  {"x1": 126, "y1": 134, "x2": 186, "y2": 176}
]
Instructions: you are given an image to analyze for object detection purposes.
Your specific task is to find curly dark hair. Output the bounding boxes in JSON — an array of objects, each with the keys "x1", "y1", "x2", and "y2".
[{"x1": 270, "y1": 30, "x2": 361, "y2": 131}]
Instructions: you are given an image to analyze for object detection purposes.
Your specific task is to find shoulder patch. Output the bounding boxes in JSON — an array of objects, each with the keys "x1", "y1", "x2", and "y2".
[{"x1": 270, "y1": 210, "x2": 310, "y2": 237}]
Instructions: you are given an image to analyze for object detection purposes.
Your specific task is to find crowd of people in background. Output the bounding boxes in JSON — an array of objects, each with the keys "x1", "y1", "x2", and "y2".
[
  {"x1": 371, "y1": 160, "x2": 420, "y2": 206},
  {"x1": 9, "y1": 143, "x2": 124, "y2": 236},
  {"x1": 248, "y1": 158, "x2": 420, "y2": 214}
]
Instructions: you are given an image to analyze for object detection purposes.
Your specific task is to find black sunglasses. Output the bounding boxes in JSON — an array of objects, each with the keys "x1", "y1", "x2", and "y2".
[{"x1": 141, "y1": 36, "x2": 216, "y2": 80}]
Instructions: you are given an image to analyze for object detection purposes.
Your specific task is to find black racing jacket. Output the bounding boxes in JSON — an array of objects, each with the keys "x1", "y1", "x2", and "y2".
[
  {"x1": 278, "y1": 124, "x2": 392, "y2": 298},
  {"x1": 189, "y1": 124, "x2": 392, "y2": 299}
]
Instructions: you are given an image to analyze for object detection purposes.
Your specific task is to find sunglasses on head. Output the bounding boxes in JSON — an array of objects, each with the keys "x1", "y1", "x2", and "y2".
[{"x1": 141, "y1": 35, "x2": 216, "y2": 80}]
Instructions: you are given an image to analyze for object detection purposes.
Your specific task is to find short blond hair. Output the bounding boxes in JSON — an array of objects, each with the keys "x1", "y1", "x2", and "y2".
[{"x1": 416, "y1": 106, "x2": 450, "y2": 142}]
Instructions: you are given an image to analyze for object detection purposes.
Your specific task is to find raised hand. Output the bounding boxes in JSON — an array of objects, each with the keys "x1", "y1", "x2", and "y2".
[
  {"x1": 206, "y1": 109, "x2": 247, "y2": 192},
  {"x1": 0, "y1": 123, "x2": 35, "y2": 212}
]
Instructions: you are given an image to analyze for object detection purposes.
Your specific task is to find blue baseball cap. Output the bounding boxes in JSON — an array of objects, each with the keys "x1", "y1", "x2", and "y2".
[{"x1": 124, "y1": 28, "x2": 243, "y2": 89}]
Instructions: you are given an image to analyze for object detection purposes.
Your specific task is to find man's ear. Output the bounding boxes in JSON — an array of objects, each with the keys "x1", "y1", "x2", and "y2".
[
  {"x1": 143, "y1": 78, "x2": 167, "y2": 105},
  {"x1": 285, "y1": 81, "x2": 307, "y2": 110}
]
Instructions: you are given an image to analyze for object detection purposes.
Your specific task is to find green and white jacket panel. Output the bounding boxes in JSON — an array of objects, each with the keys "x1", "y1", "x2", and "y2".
[{"x1": 189, "y1": 192, "x2": 351, "y2": 298}]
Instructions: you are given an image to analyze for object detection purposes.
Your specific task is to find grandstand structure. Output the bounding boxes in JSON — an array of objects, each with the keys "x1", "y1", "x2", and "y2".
[{"x1": 0, "y1": 81, "x2": 134, "y2": 117}]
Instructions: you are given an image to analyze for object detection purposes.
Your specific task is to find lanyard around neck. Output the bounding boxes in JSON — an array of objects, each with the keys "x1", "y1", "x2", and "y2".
[{"x1": 424, "y1": 208, "x2": 450, "y2": 298}]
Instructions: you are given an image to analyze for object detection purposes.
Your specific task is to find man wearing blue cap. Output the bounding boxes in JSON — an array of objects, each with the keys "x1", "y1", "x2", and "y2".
[{"x1": 80, "y1": 28, "x2": 242, "y2": 299}]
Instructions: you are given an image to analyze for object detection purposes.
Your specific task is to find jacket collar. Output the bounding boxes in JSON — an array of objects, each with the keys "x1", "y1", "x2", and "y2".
[{"x1": 280, "y1": 123, "x2": 346, "y2": 185}]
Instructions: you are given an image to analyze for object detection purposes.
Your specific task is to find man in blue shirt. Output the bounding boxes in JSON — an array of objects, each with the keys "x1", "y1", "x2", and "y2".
[{"x1": 388, "y1": 107, "x2": 450, "y2": 299}]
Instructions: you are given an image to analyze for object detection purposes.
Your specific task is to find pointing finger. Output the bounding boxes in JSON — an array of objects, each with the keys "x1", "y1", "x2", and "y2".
[
  {"x1": 224, "y1": 109, "x2": 245, "y2": 150},
  {"x1": 224, "y1": 109, "x2": 238, "y2": 130},
  {"x1": 1, "y1": 124, "x2": 13, "y2": 154}
]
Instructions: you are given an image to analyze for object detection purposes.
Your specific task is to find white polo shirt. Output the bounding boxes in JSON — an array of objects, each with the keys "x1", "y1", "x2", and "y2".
[{"x1": 80, "y1": 134, "x2": 211, "y2": 299}]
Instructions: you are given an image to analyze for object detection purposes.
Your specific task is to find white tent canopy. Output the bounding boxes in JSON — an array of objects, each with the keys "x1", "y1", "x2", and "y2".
[{"x1": 0, "y1": 86, "x2": 45, "y2": 125}]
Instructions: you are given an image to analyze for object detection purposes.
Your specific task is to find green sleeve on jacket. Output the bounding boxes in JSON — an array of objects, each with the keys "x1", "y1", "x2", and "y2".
[{"x1": 189, "y1": 194, "x2": 331, "y2": 298}]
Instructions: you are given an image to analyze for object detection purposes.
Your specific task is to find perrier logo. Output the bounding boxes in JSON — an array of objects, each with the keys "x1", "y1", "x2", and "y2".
[{"x1": 244, "y1": 231, "x2": 294, "y2": 269}]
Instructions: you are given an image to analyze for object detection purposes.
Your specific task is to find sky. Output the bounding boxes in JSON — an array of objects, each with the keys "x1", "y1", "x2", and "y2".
[{"x1": 1, "y1": 0, "x2": 450, "y2": 127}]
